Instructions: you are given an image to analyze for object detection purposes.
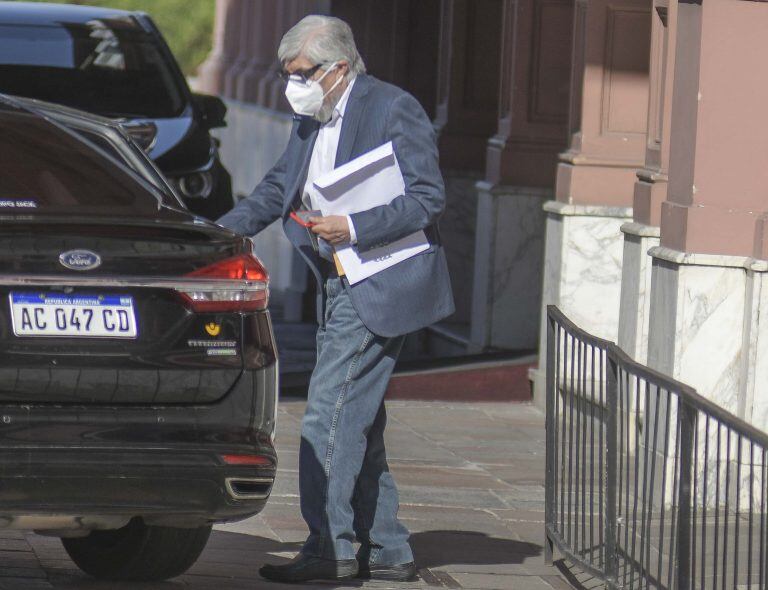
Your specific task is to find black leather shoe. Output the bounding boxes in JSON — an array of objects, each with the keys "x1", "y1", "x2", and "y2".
[
  {"x1": 357, "y1": 560, "x2": 417, "y2": 582},
  {"x1": 259, "y1": 554, "x2": 358, "y2": 583}
]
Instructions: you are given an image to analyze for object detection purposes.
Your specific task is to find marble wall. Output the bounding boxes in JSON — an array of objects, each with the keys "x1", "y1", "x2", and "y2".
[
  {"x1": 542, "y1": 203, "x2": 632, "y2": 340},
  {"x1": 647, "y1": 248, "x2": 751, "y2": 418},
  {"x1": 643, "y1": 251, "x2": 768, "y2": 508},
  {"x1": 470, "y1": 184, "x2": 550, "y2": 351},
  {"x1": 617, "y1": 223, "x2": 660, "y2": 363},
  {"x1": 439, "y1": 173, "x2": 483, "y2": 329},
  {"x1": 532, "y1": 201, "x2": 632, "y2": 409},
  {"x1": 747, "y1": 271, "x2": 768, "y2": 428}
]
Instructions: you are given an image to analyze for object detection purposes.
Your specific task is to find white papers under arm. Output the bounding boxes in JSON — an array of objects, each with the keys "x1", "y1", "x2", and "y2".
[
  {"x1": 334, "y1": 235, "x2": 429, "y2": 285},
  {"x1": 311, "y1": 142, "x2": 430, "y2": 285}
]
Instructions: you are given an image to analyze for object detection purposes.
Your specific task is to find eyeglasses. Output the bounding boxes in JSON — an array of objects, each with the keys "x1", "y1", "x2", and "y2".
[{"x1": 279, "y1": 63, "x2": 325, "y2": 84}]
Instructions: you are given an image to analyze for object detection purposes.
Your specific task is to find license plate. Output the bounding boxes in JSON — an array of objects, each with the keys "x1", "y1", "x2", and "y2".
[{"x1": 10, "y1": 292, "x2": 137, "y2": 338}]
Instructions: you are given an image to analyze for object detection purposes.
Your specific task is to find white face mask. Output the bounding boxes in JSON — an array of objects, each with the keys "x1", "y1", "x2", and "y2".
[{"x1": 284, "y1": 62, "x2": 342, "y2": 118}]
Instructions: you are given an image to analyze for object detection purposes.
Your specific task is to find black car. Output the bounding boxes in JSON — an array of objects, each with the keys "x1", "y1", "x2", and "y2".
[
  {"x1": 0, "y1": 95, "x2": 277, "y2": 581},
  {"x1": 13, "y1": 95, "x2": 188, "y2": 209},
  {"x1": 0, "y1": 1, "x2": 234, "y2": 220}
]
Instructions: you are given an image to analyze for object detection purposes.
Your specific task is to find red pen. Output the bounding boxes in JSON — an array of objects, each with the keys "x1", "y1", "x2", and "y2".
[{"x1": 290, "y1": 209, "x2": 321, "y2": 228}]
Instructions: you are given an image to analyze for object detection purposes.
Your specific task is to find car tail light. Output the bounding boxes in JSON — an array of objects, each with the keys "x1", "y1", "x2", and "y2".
[
  {"x1": 178, "y1": 254, "x2": 269, "y2": 312},
  {"x1": 220, "y1": 454, "x2": 273, "y2": 466}
]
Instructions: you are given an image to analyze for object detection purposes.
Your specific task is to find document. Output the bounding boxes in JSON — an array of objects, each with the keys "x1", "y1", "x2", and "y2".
[{"x1": 310, "y1": 142, "x2": 430, "y2": 285}]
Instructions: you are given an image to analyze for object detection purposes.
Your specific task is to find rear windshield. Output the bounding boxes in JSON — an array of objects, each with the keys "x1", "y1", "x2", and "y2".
[
  {"x1": 0, "y1": 19, "x2": 186, "y2": 118},
  {"x1": 0, "y1": 107, "x2": 163, "y2": 216}
]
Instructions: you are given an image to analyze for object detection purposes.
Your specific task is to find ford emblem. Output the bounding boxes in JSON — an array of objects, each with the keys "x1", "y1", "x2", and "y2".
[{"x1": 59, "y1": 250, "x2": 102, "y2": 271}]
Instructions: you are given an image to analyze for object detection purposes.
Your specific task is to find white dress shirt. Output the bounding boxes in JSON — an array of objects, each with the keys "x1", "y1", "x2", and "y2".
[{"x1": 302, "y1": 76, "x2": 358, "y2": 244}]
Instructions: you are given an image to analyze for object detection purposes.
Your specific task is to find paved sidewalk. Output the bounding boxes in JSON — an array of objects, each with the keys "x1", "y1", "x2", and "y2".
[{"x1": 0, "y1": 400, "x2": 573, "y2": 590}]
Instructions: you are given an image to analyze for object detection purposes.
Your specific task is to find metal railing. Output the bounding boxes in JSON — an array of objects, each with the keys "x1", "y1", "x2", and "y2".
[{"x1": 545, "y1": 305, "x2": 768, "y2": 590}]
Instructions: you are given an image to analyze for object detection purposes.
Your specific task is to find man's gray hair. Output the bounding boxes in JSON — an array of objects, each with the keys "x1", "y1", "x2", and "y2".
[{"x1": 278, "y1": 15, "x2": 366, "y2": 76}]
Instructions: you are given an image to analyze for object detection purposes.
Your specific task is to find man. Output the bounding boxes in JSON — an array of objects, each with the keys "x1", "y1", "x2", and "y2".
[{"x1": 217, "y1": 15, "x2": 454, "y2": 584}]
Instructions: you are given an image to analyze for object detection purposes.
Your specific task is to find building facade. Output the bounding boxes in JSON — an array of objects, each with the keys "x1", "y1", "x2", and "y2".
[{"x1": 198, "y1": 0, "x2": 768, "y2": 429}]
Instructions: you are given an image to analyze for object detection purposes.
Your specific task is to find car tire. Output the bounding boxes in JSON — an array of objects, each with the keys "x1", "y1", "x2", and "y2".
[{"x1": 61, "y1": 518, "x2": 212, "y2": 581}]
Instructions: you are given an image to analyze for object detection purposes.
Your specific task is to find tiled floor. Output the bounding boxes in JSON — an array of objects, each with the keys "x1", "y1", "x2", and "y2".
[{"x1": 0, "y1": 399, "x2": 575, "y2": 589}]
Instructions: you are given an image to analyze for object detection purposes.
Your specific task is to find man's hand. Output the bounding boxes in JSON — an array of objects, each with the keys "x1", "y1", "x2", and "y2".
[{"x1": 309, "y1": 215, "x2": 350, "y2": 245}]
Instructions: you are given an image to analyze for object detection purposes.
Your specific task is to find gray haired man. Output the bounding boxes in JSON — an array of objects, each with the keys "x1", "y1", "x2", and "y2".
[{"x1": 218, "y1": 15, "x2": 454, "y2": 584}]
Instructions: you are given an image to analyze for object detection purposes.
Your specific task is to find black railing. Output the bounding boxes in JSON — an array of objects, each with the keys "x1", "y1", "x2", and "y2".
[{"x1": 545, "y1": 305, "x2": 768, "y2": 590}]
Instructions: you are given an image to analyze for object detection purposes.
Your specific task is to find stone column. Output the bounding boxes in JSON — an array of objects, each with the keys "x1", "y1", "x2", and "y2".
[
  {"x1": 542, "y1": 0, "x2": 650, "y2": 336},
  {"x1": 256, "y1": 2, "x2": 297, "y2": 110},
  {"x1": 433, "y1": 0, "x2": 502, "y2": 173},
  {"x1": 532, "y1": 0, "x2": 651, "y2": 406},
  {"x1": 470, "y1": 0, "x2": 573, "y2": 351},
  {"x1": 233, "y1": 1, "x2": 280, "y2": 103},
  {"x1": 617, "y1": 0, "x2": 677, "y2": 364},
  {"x1": 646, "y1": 0, "x2": 768, "y2": 427},
  {"x1": 258, "y1": 0, "x2": 331, "y2": 111},
  {"x1": 424, "y1": 0, "x2": 504, "y2": 338},
  {"x1": 196, "y1": 0, "x2": 244, "y2": 97},
  {"x1": 222, "y1": 0, "x2": 253, "y2": 99},
  {"x1": 432, "y1": 0, "x2": 453, "y2": 142},
  {"x1": 554, "y1": 0, "x2": 651, "y2": 209},
  {"x1": 330, "y1": 0, "x2": 441, "y2": 117}
]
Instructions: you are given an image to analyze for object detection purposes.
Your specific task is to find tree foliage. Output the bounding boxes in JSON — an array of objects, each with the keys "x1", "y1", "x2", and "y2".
[{"x1": 9, "y1": 0, "x2": 215, "y2": 76}]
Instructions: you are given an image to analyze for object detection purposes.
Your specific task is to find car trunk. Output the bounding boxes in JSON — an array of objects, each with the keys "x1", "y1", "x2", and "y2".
[{"x1": 0, "y1": 218, "x2": 252, "y2": 405}]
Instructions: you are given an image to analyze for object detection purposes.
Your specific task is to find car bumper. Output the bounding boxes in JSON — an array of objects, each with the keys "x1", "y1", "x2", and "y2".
[
  {"x1": 0, "y1": 363, "x2": 278, "y2": 531},
  {"x1": 0, "y1": 448, "x2": 275, "y2": 529}
]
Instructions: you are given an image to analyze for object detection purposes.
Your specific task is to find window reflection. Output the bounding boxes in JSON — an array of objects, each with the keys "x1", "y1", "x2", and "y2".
[
  {"x1": 0, "y1": 18, "x2": 185, "y2": 118},
  {"x1": 83, "y1": 20, "x2": 126, "y2": 71}
]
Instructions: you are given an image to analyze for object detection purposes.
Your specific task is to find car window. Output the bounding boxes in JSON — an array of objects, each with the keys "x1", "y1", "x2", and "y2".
[
  {"x1": 0, "y1": 19, "x2": 186, "y2": 118},
  {"x1": 0, "y1": 108, "x2": 163, "y2": 216}
]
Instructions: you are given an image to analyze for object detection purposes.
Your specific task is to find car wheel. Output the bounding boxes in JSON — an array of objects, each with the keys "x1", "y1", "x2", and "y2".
[{"x1": 61, "y1": 518, "x2": 212, "y2": 581}]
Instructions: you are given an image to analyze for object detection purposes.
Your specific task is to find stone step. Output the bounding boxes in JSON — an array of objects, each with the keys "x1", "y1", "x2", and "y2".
[
  {"x1": 386, "y1": 355, "x2": 537, "y2": 402},
  {"x1": 274, "y1": 321, "x2": 536, "y2": 401}
]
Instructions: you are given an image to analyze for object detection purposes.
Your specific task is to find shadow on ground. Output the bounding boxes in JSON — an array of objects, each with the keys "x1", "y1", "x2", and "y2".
[
  {"x1": 410, "y1": 530, "x2": 541, "y2": 569},
  {"x1": 43, "y1": 529, "x2": 543, "y2": 588}
]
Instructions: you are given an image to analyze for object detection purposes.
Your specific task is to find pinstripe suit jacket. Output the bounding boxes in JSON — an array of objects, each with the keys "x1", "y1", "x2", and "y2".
[{"x1": 217, "y1": 74, "x2": 454, "y2": 337}]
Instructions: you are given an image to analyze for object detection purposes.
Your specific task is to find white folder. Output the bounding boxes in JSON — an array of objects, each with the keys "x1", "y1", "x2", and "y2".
[{"x1": 310, "y1": 142, "x2": 430, "y2": 285}]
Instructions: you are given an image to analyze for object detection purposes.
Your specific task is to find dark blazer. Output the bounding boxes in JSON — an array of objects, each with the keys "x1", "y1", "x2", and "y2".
[{"x1": 217, "y1": 74, "x2": 454, "y2": 337}]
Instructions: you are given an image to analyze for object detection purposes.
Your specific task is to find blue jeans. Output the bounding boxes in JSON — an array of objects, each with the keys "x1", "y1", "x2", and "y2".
[{"x1": 299, "y1": 276, "x2": 413, "y2": 566}]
